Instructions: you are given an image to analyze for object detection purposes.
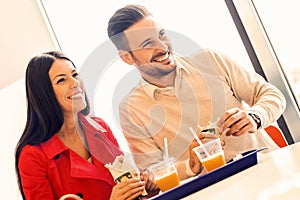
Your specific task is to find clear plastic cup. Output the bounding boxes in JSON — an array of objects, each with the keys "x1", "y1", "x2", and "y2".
[
  {"x1": 193, "y1": 138, "x2": 226, "y2": 172},
  {"x1": 148, "y1": 160, "x2": 180, "y2": 192}
]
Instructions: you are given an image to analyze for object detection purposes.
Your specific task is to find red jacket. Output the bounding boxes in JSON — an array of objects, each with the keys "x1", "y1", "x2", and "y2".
[{"x1": 18, "y1": 114, "x2": 123, "y2": 200}]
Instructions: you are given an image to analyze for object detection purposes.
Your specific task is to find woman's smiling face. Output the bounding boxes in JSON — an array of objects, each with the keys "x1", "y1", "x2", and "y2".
[{"x1": 48, "y1": 59, "x2": 86, "y2": 115}]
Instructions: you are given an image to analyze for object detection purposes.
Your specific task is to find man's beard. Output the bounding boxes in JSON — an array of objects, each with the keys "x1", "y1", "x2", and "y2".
[{"x1": 130, "y1": 52, "x2": 176, "y2": 77}]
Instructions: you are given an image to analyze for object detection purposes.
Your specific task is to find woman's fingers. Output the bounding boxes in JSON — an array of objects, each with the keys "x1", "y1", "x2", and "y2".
[{"x1": 110, "y1": 178, "x2": 145, "y2": 200}]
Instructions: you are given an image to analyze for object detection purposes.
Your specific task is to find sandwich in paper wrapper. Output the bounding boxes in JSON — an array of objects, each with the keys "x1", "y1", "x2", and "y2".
[
  {"x1": 199, "y1": 120, "x2": 244, "y2": 161},
  {"x1": 105, "y1": 153, "x2": 147, "y2": 196},
  {"x1": 198, "y1": 120, "x2": 221, "y2": 137}
]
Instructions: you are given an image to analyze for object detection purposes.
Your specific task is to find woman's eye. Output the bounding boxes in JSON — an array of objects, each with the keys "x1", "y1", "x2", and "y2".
[
  {"x1": 72, "y1": 73, "x2": 79, "y2": 78},
  {"x1": 56, "y1": 78, "x2": 65, "y2": 84}
]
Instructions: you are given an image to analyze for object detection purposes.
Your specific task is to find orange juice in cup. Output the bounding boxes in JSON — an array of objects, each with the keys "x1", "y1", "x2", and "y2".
[
  {"x1": 193, "y1": 138, "x2": 226, "y2": 172},
  {"x1": 149, "y1": 159, "x2": 180, "y2": 192},
  {"x1": 155, "y1": 170, "x2": 180, "y2": 192},
  {"x1": 201, "y1": 151, "x2": 226, "y2": 172}
]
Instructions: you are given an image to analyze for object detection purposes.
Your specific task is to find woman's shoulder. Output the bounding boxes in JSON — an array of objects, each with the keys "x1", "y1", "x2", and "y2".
[
  {"x1": 19, "y1": 144, "x2": 48, "y2": 168},
  {"x1": 20, "y1": 144, "x2": 43, "y2": 156}
]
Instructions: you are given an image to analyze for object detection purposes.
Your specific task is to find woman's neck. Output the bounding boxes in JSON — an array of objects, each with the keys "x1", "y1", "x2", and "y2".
[
  {"x1": 59, "y1": 114, "x2": 80, "y2": 136},
  {"x1": 57, "y1": 114, "x2": 90, "y2": 160}
]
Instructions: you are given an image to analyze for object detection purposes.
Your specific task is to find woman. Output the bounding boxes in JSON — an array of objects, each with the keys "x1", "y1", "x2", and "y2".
[{"x1": 15, "y1": 51, "x2": 158, "y2": 199}]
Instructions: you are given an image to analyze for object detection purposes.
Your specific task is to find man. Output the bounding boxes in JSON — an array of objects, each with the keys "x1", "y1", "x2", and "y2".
[{"x1": 107, "y1": 4, "x2": 286, "y2": 180}]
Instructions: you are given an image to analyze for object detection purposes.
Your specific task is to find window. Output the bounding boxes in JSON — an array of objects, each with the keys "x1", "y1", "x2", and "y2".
[{"x1": 226, "y1": 0, "x2": 300, "y2": 143}]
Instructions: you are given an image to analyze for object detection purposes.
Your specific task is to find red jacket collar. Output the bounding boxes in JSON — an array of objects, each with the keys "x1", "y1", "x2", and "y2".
[
  {"x1": 40, "y1": 134, "x2": 68, "y2": 160},
  {"x1": 39, "y1": 114, "x2": 119, "y2": 185},
  {"x1": 79, "y1": 114, "x2": 123, "y2": 164}
]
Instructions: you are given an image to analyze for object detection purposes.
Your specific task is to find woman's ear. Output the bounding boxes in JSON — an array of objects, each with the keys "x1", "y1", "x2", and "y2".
[{"x1": 119, "y1": 50, "x2": 135, "y2": 65}]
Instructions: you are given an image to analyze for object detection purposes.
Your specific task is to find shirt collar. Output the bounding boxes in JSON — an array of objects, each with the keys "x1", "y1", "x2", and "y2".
[
  {"x1": 176, "y1": 56, "x2": 190, "y2": 75},
  {"x1": 40, "y1": 134, "x2": 68, "y2": 160},
  {"x1": 140, "y1": 56, "x2": 190, "y2": 100},
  {"x1": 40, "y1": 114, "x2": 108, "y2": 160}
]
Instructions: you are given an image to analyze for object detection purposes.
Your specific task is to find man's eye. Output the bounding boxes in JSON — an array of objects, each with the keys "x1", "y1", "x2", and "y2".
[
  {"x1": 142, "y1": 41, "x2": 152, "y2": 48},
  {"x1": 159, "y1": 31, "x2": 166, "y2": 38}
]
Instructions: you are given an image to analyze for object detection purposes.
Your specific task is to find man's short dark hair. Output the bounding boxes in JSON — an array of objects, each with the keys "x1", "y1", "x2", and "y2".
[{"x1": 107, "y1": 4, "x2": 152, "y2": 51}]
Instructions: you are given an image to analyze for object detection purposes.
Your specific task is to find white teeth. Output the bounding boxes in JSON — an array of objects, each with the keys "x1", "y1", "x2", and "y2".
[
  {"x1": 70, "y1": 93, "x2": 83, "y2": 99},
  {"x1": 156, "y1": 52, "x2": 169, "y2": 62}
]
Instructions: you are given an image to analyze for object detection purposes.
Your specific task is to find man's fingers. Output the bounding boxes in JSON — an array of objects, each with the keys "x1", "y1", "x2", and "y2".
[{"x1": 218, "y1": 108, "x2": 240, "y2": 126}]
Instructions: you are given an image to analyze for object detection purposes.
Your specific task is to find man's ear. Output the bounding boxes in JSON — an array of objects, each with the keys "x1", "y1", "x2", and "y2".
[{"x1": 119, "y1": 50, "x2": 135, "y2": 65}]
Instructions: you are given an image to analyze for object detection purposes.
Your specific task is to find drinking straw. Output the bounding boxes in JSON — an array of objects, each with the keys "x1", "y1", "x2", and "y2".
[
  {"x1": 189, "y1": 127, "x2": 209, "y2": 156},
  {"x1": 164, "y1": 137, "x2": 169, "y2": 162}
]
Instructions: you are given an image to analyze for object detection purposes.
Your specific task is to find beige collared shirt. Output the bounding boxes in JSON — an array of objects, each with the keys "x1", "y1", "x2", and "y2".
[
  {"x1": 139, "y1": 60, "x2": 190, "y2": 99},
  {"x1": 119, "y1": 49, "x2": 286, "y2": 180}
]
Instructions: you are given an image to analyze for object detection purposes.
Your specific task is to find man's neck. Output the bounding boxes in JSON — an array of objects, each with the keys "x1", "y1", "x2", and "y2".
[{"x1": 142, "y1": 70, "x2": 176, "y2": 88}]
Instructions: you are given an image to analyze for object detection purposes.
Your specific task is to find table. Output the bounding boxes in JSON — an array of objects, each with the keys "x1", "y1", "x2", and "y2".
[{"x1": 182, "y1": 142, "x2": 300, "y2": 200}]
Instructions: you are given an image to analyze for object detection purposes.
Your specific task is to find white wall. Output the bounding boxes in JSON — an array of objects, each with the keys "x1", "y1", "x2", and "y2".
[
  {"x1": 0, "y1": 80, "x2": 26, "y2": 199},
  {"x1": 0, "y1": 0, "x2": 56, "y2": 89},
  {"x1": 0, "y1": 0, "x2": 56, "y2": 198}
]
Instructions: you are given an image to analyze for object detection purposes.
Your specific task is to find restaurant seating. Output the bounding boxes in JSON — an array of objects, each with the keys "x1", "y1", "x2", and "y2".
[{"x1": 264, "y1": 125, "x2": 288, "y2": 148}]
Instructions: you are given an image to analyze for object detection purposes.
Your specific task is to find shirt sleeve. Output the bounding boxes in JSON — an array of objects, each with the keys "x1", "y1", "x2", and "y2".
[
  {"x1": 206, "y1": 49, "x2": 286, "y2": 128},
  {"x1": 18, "y1": 145, "x2": 55, "y2": 200}
]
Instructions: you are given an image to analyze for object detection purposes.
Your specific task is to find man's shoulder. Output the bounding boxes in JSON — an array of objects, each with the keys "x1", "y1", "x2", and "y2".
[
  {"x1": 176, "y1": 48, "x2": 220, "y2": 72},
  {"x1": 119, "y1": 84, "x2": 151, "y2": 104},
  {"x1": 181, "y1": 48, "x2": 217, "y2": 62}
]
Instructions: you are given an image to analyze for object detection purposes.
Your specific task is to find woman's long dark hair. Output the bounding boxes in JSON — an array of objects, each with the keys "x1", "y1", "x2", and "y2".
[{"x1": 15, "y1": 51, "x2": 90, "y2": 199}]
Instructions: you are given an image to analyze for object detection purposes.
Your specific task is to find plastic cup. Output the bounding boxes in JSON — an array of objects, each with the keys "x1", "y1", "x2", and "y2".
[
  {"x1": 193, "y1": 138, "x2": 226, "y2": 172},
  {"x1": 149, "y1": 160, "x2": 180, "y2": 192}
]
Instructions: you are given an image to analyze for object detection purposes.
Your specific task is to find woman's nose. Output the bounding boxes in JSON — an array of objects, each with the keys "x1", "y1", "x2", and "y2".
[{"x1": 70, "y1": 77, "x2": 79, "y2": 88}]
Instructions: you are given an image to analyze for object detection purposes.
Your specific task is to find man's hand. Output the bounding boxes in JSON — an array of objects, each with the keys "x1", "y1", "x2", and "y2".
[
  {"x1": 188, "y1": 133, "x2": 225, "y2": 174},
  {"x1": 140, "y1": 170, "x2": 160, "y2": 197},
  {"x1": 218, "y1": 107, "x2": 257, "y2": 136},
  {"x1": 189, "y1": 137, "x2": 203, "y2": 174}
]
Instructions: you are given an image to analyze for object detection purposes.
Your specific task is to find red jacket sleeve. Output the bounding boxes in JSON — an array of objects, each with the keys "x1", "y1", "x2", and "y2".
[{"x1": 18, "y1": 145, "x2": 55, "y2": 200}]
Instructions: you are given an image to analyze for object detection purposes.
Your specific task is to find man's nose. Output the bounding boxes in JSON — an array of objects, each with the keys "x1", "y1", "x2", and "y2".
[{"x1": 154, "y1": 39, "x2": 168, "y2": 51}]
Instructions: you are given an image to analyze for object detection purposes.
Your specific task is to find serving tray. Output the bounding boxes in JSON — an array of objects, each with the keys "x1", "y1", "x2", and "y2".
[{"x1": 150, "y1": 148, "x2": 266, "y2": 199}]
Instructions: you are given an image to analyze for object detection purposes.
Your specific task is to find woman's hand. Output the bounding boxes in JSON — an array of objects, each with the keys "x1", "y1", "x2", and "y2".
[{"x1": 110, "y1": 178, "x2": 145, "y2": 200}]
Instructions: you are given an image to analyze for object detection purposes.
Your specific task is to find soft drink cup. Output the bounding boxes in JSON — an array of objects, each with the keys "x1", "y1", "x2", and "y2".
[
  {"x1": 149, "y1": 159, "x2": 180, "y2": 192},
  {"x1": 193, "y1": 138, "x2": 226, "y2": 172}
]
